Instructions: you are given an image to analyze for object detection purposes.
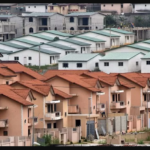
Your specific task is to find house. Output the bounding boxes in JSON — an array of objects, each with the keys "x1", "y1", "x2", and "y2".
[
  {"x1": 135, "y1": 40, "x2": 150, "y2": 48},
  {"x1": 71, "y1": 35, "x2": 106, "y2": 52},
  {"x1": 8, "y1": 47, "x2": 60, "y2": 66},
  {"x1": 105, "y1": 44, "x2": 150, "y2": 54},
  {"x1": 22, "y1": 12, "x2": 65, "y2": 35},
  {"x1": 0, "y1": 84, "x2": 35, "y2": 136},
  {"x1": 102, "y1": 28, "x2": 135, "y2": 46},
  {"x1": 23, "y1": 3, "x2": 49, "y2": 13},
  {"x1": 65, "y1": 12, "x2": 105, "y2": 30},
  {"x1": 80, "y1": 30, "x2": 120, "y2": 49},
  {"x1": 48, "y1": 3, "x2": 87, "y2": 15},
  {"x1": 44, "y1": 74, "x2": 105, "y2": 138},
  {"x1": 99, "y1": 52, "x2": 145, "y2": 73},
  {"x1": 132, "y1": 3, "x2": 150, "y2": 13},
  {"x1": 52, "y1": 38, "x2": 91, "y2": 53},
  {"x1": 100, "y1": 3, "x2": 132, "y2": 14},
  {"x1": 141, "y1": 53, "x2": 150, "y2": 73},
  {"x1": 58, "y1": 53, "x2": 103, "y2": 71}
]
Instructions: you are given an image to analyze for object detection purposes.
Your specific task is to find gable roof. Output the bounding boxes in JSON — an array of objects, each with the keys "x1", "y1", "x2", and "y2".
[
  {"x1": 104, "y1": 28, "x2": 134, "y2": 35},
  {"x1": 23, "y1": 12, "x2": 57, "y2": 17},
  {"x1": 91, "y1": 30, "x2": 120, "y2": 37},
  {"x1": 44, "y1": 70, "x2": 90, "y2": 81},
  {"x1": 0, "y1": 67, "x2": 17, "y2": 77},
  {"x1": 0, "y1": 42, "x2": 28, "y2": 49},
  {"x1": 127, "y1": 44, "x2": 150, "y2": 52},
  {"x1": 15, "y1": 38, "x2": 40, "y2": 46},
  {"x1": 65, "y1": 12, "x2": 98, "y2": 16},
  {"x1": 75, "y1": 35, "x2": 106, "y2": 42},
  {"x1": 0, "y1": 85, "x2": 33, "y2": 106},
  {"x1": 100, "y1": 52, "x2": 144, "y2": 61},
  {"x1": 58, "y1": 53, "x2": 101, "y2": 62},
  {"x1": 117, "y1": 77, "x2": 135, "y2": 88},
  {"x1": 141, "y1": 53, "x2": 150, "y2": 59},
  {"x1": 45, "y1": 30, "x2": 73, "y2": 37},
  {"x1": 0, "y1": 49, "x2": 13, "y2": 54},
  {"x1": 12, "y1": 89, "x2": 31, "y2": 99},
  {"x1": 62, "y1": 38, "x2": 91, "y2": 46},
  {"x1": 45, "y1": 42, "x2": 75, "y2": 50},
  {"x1": 143, "y1": 40, "x2": 150, "y2": 45},
  {"x1": 29, "y1": 33, "x2": 54, "y2": 41},
  {"x1": 53, "y1": 88, "x2": 73, "y2": 99}
]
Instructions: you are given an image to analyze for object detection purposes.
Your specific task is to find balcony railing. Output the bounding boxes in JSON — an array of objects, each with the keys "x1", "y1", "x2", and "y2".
[
  {"x1": 28, "y1": 117, "x2": 38, "y2": 126},
  {"x1": 97, "y1": 103, "x2": 105, "y2": 112},
  {"x1": 110, "y1": 101, "x2": 126, "y2": 109},
  {"x1": 143, "y1": 101, "x2": 150, "y2": 108},
  {"x1": 68, "y1": 105, "x2": 79, "y2": 114},
  {"x1": 0, "y1": 120, "x2": 8, "y2": 127},
  {"x1": 45, "y1": 112, "x2": 61, "y2": 120}
]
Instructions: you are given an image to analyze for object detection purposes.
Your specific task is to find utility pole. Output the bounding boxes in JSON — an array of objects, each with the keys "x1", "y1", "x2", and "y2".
[
  {"x1": 110, "y1": 27, "x2": 111, "y2": 49},
  {"x1": 39, "y1": 42, "x2": 44, "y2": 70},
  {"x1": 88, "y1": 97, "x2": 91, "y2": 139},
  {"x1": 32, "y1": 105, "x2": 34, "y2": 146}
]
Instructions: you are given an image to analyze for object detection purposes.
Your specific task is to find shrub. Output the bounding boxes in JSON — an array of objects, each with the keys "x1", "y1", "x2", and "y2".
[
  {"x1": 88, "y1": 134, "x2": 94, "y2": 142},
  {"x1": 53, "y1": 137, "x2": 59, "y2": 144},
  {"x1": 79, "y1": 140, "x2": 81, "y2": 143},
  {"x1": 84, "y1": 139, "x2": 87, "y2": 142},
  {"x1": 138, "y1": 140, "x2": 144, "y2": 144},
  {"x1": 146, "y1": 136, "x2": 150, "y2": 141},
  {"x1": 70, "y1": 141, "x2": 73, "y2": 144},
  {"x1": 98, "y1": 140, "x2": 106, "y2": 144},
  {"x1": 42, "y1": 134, "x2": 52, "y2": 146},
  {"x1": 81, "y1": 137, "x2": 85, "y2": 139}
]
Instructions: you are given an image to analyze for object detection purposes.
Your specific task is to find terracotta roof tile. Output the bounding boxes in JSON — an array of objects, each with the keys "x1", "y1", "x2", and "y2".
[
  {"x1": 0, "y1": 67, "x2": 16, "y2": 77},
  {"x1": 0, "y1": 63, "x2": 46, "y2": 80},
  {"x1": 0, "y1": 85, "x2": 33, "y2": 106},
  {"x1": 53, "y1": 88, "x2": 73, "y2": 99},
  {"x1": 118, "y1": 78, "x2": 135, "y2": 88},
  {"x1": 12, "y1": 89, "x2": 30, "y2": 99},
  {"x1": 44, "y1": 70, "x2": 90, "y2": 81}
]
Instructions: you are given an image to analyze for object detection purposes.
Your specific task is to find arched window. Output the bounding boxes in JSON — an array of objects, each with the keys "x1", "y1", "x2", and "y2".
[
  {"x1": 29, "y1": 27, "x2": 33, "y2": 33},
  {"x1": 70, "y1": 17, "x2": 74, "y2": 22},
  {"x1": 29, "y1": 17, "x2": 33, "y2": 22},
  {"x1": 96, "y1": 26, "x2": 98, "y2": 30},
  {"x1": 55, "y1": 27, "x2": 57, "y2": 30},
  {"x1": 70, "y1": 27, "x2": 74, "y2": 30}
]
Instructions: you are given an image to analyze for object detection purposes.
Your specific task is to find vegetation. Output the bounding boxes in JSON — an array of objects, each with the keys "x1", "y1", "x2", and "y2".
[
  {"x1": 87, "y1": 134, "x2": 94, "y2": 142},
  {"x1": 137, "y1": 140, "x2": 144, "y2": 144},
  {"x1": 26, "y1": 65, "x2": 50, "y2": 71},
  {"x1": 125, "y1": 138, "x2": 135, "y2": 143},
  {"x1": 98, "y1": 140, "x2": 107, "y2": 144},
  {"x1": 70, "y1": 141, "x2": 73, "y2": 144},
  {"x1": 146, "y1": 136, "x2": 150, "y2": 141},
  {"x1": 84, "y1": 138, "x2": 87, "y2": 142},
  {"x1": 104, "y1": 15, "x2": 117, "y2": 28}
]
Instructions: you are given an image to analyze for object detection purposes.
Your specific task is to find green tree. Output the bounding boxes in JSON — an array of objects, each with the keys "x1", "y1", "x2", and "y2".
[{"x1": 104, "y1": 15, "x2": 117, "y2": 28}]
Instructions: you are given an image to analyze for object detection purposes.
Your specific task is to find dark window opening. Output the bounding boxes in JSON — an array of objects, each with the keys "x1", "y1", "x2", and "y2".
[
  {"x1": 144, "y1": 94, "x2": 146, "y2": 101},
  {"x1": 118, "y1": 62, "x2": 123, "y2": 66},
  {"x1": 77, "y1": 63, "x2": 82, "y2": 68},
  {"x1": 6, "y1": 34, "x2": 8, "y2": 39},
  {"x1": 29, "y1": 17, "x2": 33, "y2": 22},
  {"x1": 146, "y1": 61, "x2": 150, "y2": 65},
  {"x1": 42, "y1": 18, "x2": 47, "y2": 25},
  {"x1": 45, "y1": 6, "x2": 47, "y2": 9},
  {"x1": 136, "y1": 61, "x2": 138, "y2": 66},
  {"x1": 55, "y1": 27, "x2": 57, "y2": 30},
  {"x1": 50, "y1": 6, "x2": 53, "y2": 10},
  {"x1": 6, "y1": 81, "x2": 9, "y2": 85},
  {"x1": 70, "y1": 27, "x2": 74, "y2": 30},
  {"x1": 3, "y1": 131, "x2": 8, "y2": 136},
  {"x1": 28, "y1": 57, "x2": 32, "y2": 60},
  {"x1": 63, "y1": 7, "x2": 65, "y2": 10},
  {"x1": 75, "y1": 120, "x2": 81, "y2": 127},
  {"x1": 29, "y1": 27, "x2": 33, "y2": 33},
  {"x1": 47, "y1": 123, "x2": 51, "y2": 128},
  {"x1": 104, "y1": 62, "x2": 109, "y2": 66},
  {"x1": 103, "y1": 5, "x2": 105, "y2": 7},
  {"x1": 95, "y1": 63, "x2": 99, "y2": 67},
  {"x1": 82, "y1": 18, "x2": 88, "y2": 25},
  {"x1": 54, "y1": 104, "x2": 56, "y2": 112},
  {"x1": 121, "y1": 4, "x2": 123, "y2": 8},
  {"x1": 14, "y1": 57, "x2": 19, "y2": 60},
  {"x1": 65, "y1": 112, "x2": 67, "y2": 117},
  {"x1": 112, "y1": 94, "x2": 115, "y2": 101},
  {"x1": 63, "y1": 63, "x2": 68, "y2": 68},
  {"x1": 34, "y1": 6, "x2": 36, "y2": 8},
  {"x1": 28, "y1": 63, "x2": 32, "y2": 66},
  {"x1": 112, "y1": 4, "x2": 113, "y2": 6},
  {"x1": 70, "y1": 17, "x2": 74, "y2": 22},
  {"x1": 118, "y1": 94, "x2": 120, "y2": 101},
  {"x1": 28, "y1": 129, "x2": 30, "y2": 136},
  {"x1": 53, "y1": 123, "x2": 57, "y2": 128}
]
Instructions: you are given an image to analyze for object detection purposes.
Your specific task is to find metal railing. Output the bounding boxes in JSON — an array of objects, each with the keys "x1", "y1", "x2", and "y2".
[{"x1": 45, "y1": 112, "x2": 61, "y2": 119}]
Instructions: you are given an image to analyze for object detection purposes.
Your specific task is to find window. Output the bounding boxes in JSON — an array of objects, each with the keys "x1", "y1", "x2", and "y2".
[
  {"x1": 28, "y1": 6, "x2": 30, "y2": 8},
  {"x1": 6, "y1": 34, "x2": 8, "y2": 39},
  {"x1": 70, "y1": 27, "x2": 74, "y2": 30},
  {"x1": 80, "y1": 6, "x2": 85, "y2": 9},
  {"x1": 70, "y1": 17, "x2": 74, "y2": 22},
  {"x1": 15, "y1": 29, "x2": 17, "y2": 34},
  {"x1": 65, "y1": 51, "x2": 67, "y2": 55},
  {"x1": 95, "y1": 62, "x2": 99, "y2": 67},
  {"x1": 147, "y1": 61, "x2": 150, "y2": 65},
  {"x1": 144, "y1": 94, "x2": 146, "y2": 101},
  {"x1": 112, "y1": 4, "x2": 113, "y2": 6},
  {"x1": 28, "y1": 57, "x2": 32, "y2": 60},
  {"x1": 127, "y1": 36, "x2": 129, "y2": 40},
  {"x1": 47, "y1": 123, "x2": 51, "y2": 129},
  {"x1": 145, "y1": 4, "x2": 147, "y2": 7},
  {"x1": 104, "y1": 62, "x2": 109, "y2": 66},
  {"x1": 75, "y1": 120, "x2": 81, "y2": 127},
  {"x1": 112, "y1": 94, "x2": 115, "y2": 101},
  {"x1": 28, "y1": 129, "x2": 30, "y2": 136},
  {"x1": 29, "y1": 17, "x2": 33, "y2": 22},
  {"x1": 121, "y1": 3, "x2": 123, "y2": 8},
  {"x1": 63, "y1": 63, "x2": 68, "y2": 68},
  {"x1": 28, "y1": 63, "x2": 32, "y2": 66},
  {"x1": 54, "y1": 104, "x2": 56, "y2": 112},
  {"x1": 65, "y1": 112, "x2": 67, "y2": 117},
  {"x1": 34, "y1": 6, "x2": 36, "y2": 8},
  {"x1": 93, "y1": 106, "x2": 95, "y2": 109},
  {"x1": 118, "y1": 62, "x2": 123, "y2": 66},
  {"x1": 103, "y1": 5, "x2": 105, "y2": 7},
  {"x1": 3, "y1": 131, "x2": 8, "y2": 136},
  {"x1": 118, "y1": 94, "x2": 120, "y2": 101},
  {"x1": 55, "y1": 27, "x2": 57, "y2": 30},
  {"x1": 6, "y1": 81, "x2": 9, "y2": 85},
  {"x1": 63, "y1": 7, "x2": 65, "y2": 10},
  {"x1": 45, "y1": 6, "x2": 47, "y2": 9},
  {"x1": 50, "y1": 6, "x2": 53, "y2": 10},
  {"x1": 29, "y1": 27, "x2": 33, "y2": 33},
  {"x1": 136, "y1": 61, "x2": 138, "y2": 66},
  {"x1": 34, "y1": 118, "x2": 37, "y2": 122},
  {"x1": 77, "y1": 63, "x2": 82, "y2": 68},
  {"x1": 14, "y1": 57, "x2": 19, "y2": 60},
  {"x1": 53, "y1": 123, "x2": 56, "y2": 128}
]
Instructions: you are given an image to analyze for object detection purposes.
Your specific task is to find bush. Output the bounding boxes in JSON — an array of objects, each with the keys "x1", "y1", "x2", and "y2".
[
  {"x1": 138, "y1": 140, "x2": 144, "y2": 144},
  {"x1": 53, "y1": 137, "x2": 59, "y2": 144},
  {"x1": 84, "y1": 139, "x2": 87, "y2": 142},
  {"x1": 88, "y1": 134, "x2": 94, "y2": 142},
  {"x1": 70, "y1": 141, "x2": 73, "y2": 144},
  {"x1": 98, "y1": 140, "x2": 106, "y2": 144},
  {"x1": 79, "y1": 140, "x2": 81, "y2": 143},
  {"x1": 146, "y1": 136, "x2": 150, "y2": 141},
  {"x1": 81, "y1": 137, "x2": 85, "y2": 139},
  {"x1": 42, "y1": 134, "x2": 52, "y2": 146}
]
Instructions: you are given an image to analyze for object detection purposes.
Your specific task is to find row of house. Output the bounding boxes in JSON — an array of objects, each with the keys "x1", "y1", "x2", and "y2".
[{"x1": 1, "y1": 61, "x2": 150, "y2": 141}]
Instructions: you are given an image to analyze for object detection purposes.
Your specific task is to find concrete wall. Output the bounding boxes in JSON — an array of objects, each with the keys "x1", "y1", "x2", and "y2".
[
  {"x1": 134, "y1": 4, "x2": 150, "y2": 13},
  {"x1": 65, "y1": 17, "x2": 78, "y2": 30},
  {"x1": 141, "y1": 58, "x2": 150, "y2": 73},
  {"x1": 25, "y1": 5, "x2": 47, "y2": 12}
]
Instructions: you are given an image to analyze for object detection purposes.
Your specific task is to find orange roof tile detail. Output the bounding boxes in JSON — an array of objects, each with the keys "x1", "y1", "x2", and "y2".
[
  {"x1": 0, "y1": 63, "x2": 46, "y2": 80},
  {"x1": 44, "y1": 70, "x2": 90, "y2": 81},
  {"x1": 118, "y1": 78, "x2": 135, "y2": 88},
  {"x1": 57, "y1": 74, "x2": 102, "y2": 92},
  {"x1": 12, "y1": 89, "x2": 30, "y2": 99},
  {"x1": 0, "y1": 67, "x2": 16, "y2": 77},
  {"x1": 53, "y1": 88, "x2": 73, "y2": 99},
  {"x1": 0, "y1": 85, "x2": 33, "y2": 106}
]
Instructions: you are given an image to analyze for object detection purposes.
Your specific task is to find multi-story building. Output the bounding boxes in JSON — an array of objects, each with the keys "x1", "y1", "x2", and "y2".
[{"x1": 132, "y1": 3, "x2": 150, "y2": 13}]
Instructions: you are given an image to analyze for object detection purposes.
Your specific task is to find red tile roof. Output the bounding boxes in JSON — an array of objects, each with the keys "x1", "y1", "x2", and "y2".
[
  {"x1": 11, "y1": 79, "x2": 51, "y2": 96},
  {"x1": 44, "y1": 70, "x2": 90, "y2": 81},
  {"x1": 53, "y1": 88, "x2": 73, "y2": 99},
  {"x1": 118, "y1": 78, "x2": 135, "y2": 89},
  {"x1": 0, "y1": 67, "x2": 17, "y2": 77},
  {"x1": 56, "y1": 74, "x2": 102, "y2": 92},
  {"x1": 0, "y1": 63, "x2": 46, "y2": 80},
  {"x1": 12, "y1": 89, "x2": 31, "y2": 99},
  {"x1": 0, "y1": 85, "x2": 33, "y2": 106}
]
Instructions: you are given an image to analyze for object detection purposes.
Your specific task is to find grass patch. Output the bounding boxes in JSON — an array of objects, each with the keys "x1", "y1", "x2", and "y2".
[
  {"x1": 137, "y1": 140, "x2": 144, "y2": 144},
  {"x1": 125, "y1": 138, "x2": 135, "y2": 143},
  {"x1": 98, "y1": 140, "x2": 106, "y2": 144},
  {"x1": 26, "y1": 65, "x2": 51, "y2": 70}
]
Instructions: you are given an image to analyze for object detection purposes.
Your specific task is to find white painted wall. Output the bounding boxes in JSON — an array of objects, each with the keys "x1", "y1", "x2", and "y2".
[
  {"x1": 58, "y1": 55, "x2": 102, "y2": 70},
  {"x1": 0, "y1": 54, "x2": 9, "y2": 61},
  {"x1": 99, "y1": 60, "x2": 129, "y2": 73},
  {"x1": 21, "y1": 36, "x2": 49, "y2": 43},
  {"x1": 10, "y1": 41, "x2": 33, "y2": 48},
  {"x1": 25, "y1": 5, "x2": 47, "y2": 12},
  {"x1": 135, "y1": 42, "x2": 150, "y2": 48},
  {"x1": 81, "y1": 32, "x2": 120, "y2": 48},
  {"x1": 105, "y1": 46, "x2": 149, "y2": 54},
  {"x1": 0, "y1": 44, "x2": 19, "y2": 51},
  {"x1": 141, "y1": 58, "x2": 150, "y2": 73},
  {"x1": 134, "y1": 4, "x2": 150, "y2": 13},
  {"x1": 39, "y1": 32, "x2": 67, "y2": 39},
  {"x1": 9, "y1": 50, "x2": 60, "y2": 66}
]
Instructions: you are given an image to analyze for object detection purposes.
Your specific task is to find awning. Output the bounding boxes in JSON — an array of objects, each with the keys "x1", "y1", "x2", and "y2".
[
  {"x1": 96, "y1": 92, "x2": 105, "y2": 95},
  {"x1": 111, "y1": 90, "x2": 124, "y2": 93},
  {"x1": 45, "y1": 100, "x2": 60, "y2": 104}
]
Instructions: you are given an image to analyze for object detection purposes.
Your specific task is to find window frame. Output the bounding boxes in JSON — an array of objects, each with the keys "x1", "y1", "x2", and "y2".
[
  {"x1": 3, "y1": 131, "x2": 8, "y2": 136},
  {"x1": 136, "y1": 61, "x2": 138, "y2": 66},
  {"x1": 29, "y1": 17, "x2": 33, "y2": 22},
  {"x1": 104, "y1": 62, "x2": 109, "y2": 66},
  {"x1": 28, "y1": 57, "x2": 32, "y2": 60},
  {"x1": 47, "y1": 123, "x2": 51, "y2": 129},
  {"x1": 146, "y1": 61, "x2": 150, "y2": 65},
  {"x1": 95, "y1": 62, "x2": 99, "y2": 67},
  {"x1": 63, "y1": 63, "x2": 68, "y2": 68},
  {"x1": 14, "y1": 57, "x2": 19, "y2": 60},
  {"x1": 118, "y1": 62, "x2": 123, "y2": 66},
  {"x1": 77, "y1": 63, "x2": 82, "y2": 68},
  {"x1": 70, "y1": 17, "x2": 74, "y2": 22}
]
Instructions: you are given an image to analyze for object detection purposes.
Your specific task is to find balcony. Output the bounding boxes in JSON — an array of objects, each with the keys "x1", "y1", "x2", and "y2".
[
  {"x1": 68, "y1": 105, "x2": 79, "y2": 114},
  {"x1": 28, "y1": 117, "x2": 38, "y2": 126},
  {"x1": 0, "y1": 107, "x2": 8, "y2": 110},
  {"x1": 110, "y1": 101, "x2": 126, "y2": 109},
  {"x1": 0, "y1": 120, "x2": 8, "y2": 128},
  {"x1": 45, "y1": 100, "x2": 60, "y2": 104},
  {"x1": 143, "y1": 101, "x2": 150, "y2": 109},
  {"x1": 45, "y1": 112, "x2": 61, "y2": 120},
  {"x1": 97, "y1": 103, "x2": 105, "y2": 112},
  {"x1": 127, "y1": 115, "x2": 133, "y2": 122}
]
